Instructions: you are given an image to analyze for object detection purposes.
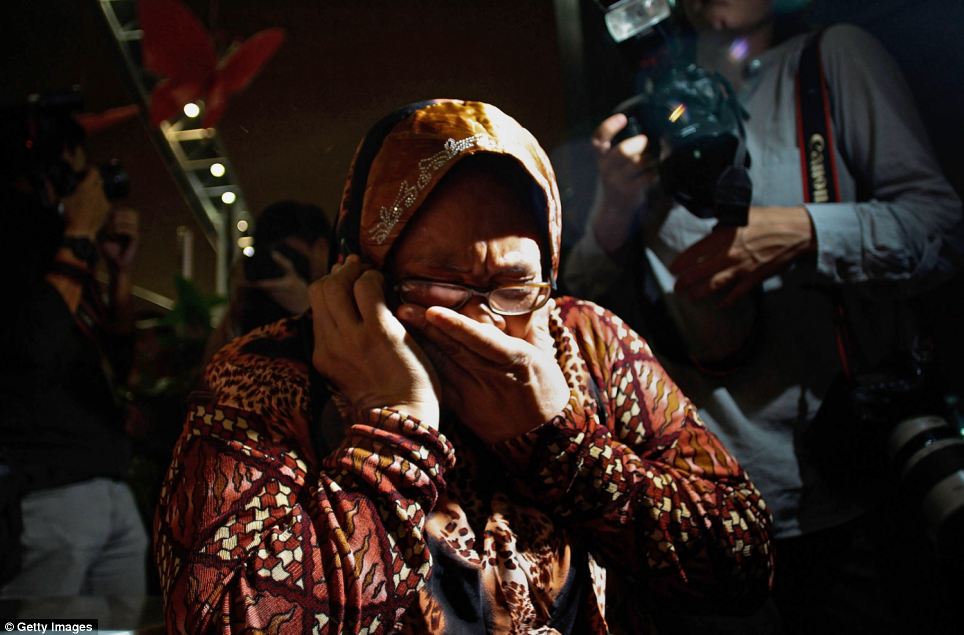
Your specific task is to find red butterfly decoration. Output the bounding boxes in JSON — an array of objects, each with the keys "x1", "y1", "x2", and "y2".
[
  {"x1": 139, "y1": 0, "x2": 285, "y2": 128},
  {"x1": 75, "y1": 104, "x2": 140, "y2": 136}
]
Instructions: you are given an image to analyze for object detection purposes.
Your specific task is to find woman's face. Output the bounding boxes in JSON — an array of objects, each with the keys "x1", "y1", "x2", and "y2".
[
  {"x1": 387, "y1": 163, "x2": 546, "y2": 341},
  {"x1": 682, "y1": 0, "x2": 774, "y2": 34}
]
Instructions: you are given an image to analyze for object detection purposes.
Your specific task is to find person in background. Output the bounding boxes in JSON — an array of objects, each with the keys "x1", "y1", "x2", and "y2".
[
  {"x1": 203, "y1": 200, "x2": 331, "y2": 360},
  {"x1": 154, "y1": 99, "x2": 773, "y2": 633},
  {"x1": 564, "y1": 1, "x2": 963, "y2": 631},
  {"x1": 0, "y1": 106, "x2": 147, "y2": 596}
]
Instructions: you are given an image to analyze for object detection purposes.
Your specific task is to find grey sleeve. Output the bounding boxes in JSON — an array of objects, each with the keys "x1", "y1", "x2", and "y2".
[{"x1": 805, "y1": 24, "x2": 964, "y2": 294}]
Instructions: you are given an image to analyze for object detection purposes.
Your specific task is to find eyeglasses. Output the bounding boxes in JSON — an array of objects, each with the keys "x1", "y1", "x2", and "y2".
[{"x1": 394, "y1": 279, "x2": 552, "y2": 316}]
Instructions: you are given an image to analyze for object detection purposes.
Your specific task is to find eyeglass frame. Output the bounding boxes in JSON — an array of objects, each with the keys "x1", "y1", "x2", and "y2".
[{"x1": 393, "y1": 278, "x2": 552, "y2": 316}]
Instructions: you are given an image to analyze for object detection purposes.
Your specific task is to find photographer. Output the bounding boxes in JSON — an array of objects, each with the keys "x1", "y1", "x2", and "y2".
[
  {"x1": 0, "y1": 106, "x2": 147, "y2": 596},
  {"x1": 564, "y1": 0, "x2": 963, "y2": 631},
  {"x1": 203, "y1": 200, "x2": 331, "y2": 361}
]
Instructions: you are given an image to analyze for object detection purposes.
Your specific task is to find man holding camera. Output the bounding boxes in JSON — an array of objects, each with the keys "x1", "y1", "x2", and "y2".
[
  {"x1": 0, "y1": 113, "x2": 147, "y2": 597},
  {"x1": 565, "y1": 0, "x2": 963, "y2": 631}
]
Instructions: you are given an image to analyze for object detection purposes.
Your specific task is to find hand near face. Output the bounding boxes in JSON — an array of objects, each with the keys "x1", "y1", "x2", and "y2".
[
  {"x1": 309, "y1": 255, "x2": 441, "y2": 428},
  {"x1": 100, "y1": 207, "x2": 140, "y2": 272},
  {"x1": 397, "y1": 300, "x2": 571, "y2": 445},
  {"x1": 671, "y1": 205, "x2": 816, "y2": 305},
  {"x1": 249, "y1": 250, "x2": 310, "y2": 314}
]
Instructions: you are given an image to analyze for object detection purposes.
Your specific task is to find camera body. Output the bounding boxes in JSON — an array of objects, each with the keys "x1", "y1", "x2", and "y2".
[
  {"x1": 614, "y1": 64, "x2": 752, "y2": 226},
  {"x1": 598, "y1": 0, "x2": 753, "y2": 226},
  {"x1": 1, "y1": 91, "x2": 130, "y2": 208}
]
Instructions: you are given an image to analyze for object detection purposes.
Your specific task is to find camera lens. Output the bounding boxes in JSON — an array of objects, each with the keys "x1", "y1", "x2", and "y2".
[{"x1": 888, "y1": 414, "x2": 964, "y2": 559}]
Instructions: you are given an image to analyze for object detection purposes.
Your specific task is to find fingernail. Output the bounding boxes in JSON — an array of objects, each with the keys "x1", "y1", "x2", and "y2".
[{"x1": 424, "y1": 307, "x2": 457, "y2": 326}]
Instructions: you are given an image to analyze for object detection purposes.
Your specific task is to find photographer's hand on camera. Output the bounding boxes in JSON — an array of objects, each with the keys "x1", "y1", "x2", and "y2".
[
  {"x1": 591, "y1": 113, "x2": 661, "y2": 256},
  {"x1": 309, "y1": 255, "x2": 441, "y2": 429},
  {"x1": 671, "y1": 205, "x2": 816, "y2": 306},
  {"x1": 249, "y1": 250, "x2": 310, "y2": 314}
]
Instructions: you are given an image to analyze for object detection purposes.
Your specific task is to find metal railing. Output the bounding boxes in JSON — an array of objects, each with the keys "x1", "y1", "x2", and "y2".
[{"x1": 96, "y1": 0, "x2": 252, "y2": 295}]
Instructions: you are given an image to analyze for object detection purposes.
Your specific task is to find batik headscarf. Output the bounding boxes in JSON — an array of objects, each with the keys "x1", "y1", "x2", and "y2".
[{"x1": 334, "y1": 99, "x2": 563, "y2": 287}]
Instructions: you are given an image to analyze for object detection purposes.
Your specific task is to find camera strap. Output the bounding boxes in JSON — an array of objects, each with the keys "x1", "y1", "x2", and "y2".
[
  {"x1": 796, "y1": 30, "x2": 841, "y2": 205},
  {"x1": 795, "y1": 29, "x2": 856, "y2": 382}
]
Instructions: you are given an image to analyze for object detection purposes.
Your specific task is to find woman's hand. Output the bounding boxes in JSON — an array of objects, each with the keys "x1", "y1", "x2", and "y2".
[
  {"x1": 397, "y1": 301, "x2": 570, "y2": 445},
  {"x1": 671, "y1": 205, "x2": 817, "y2": 305},
  {"x1": 249, "y1": 250, "x2": 310, "y2": 314},
  {"x1": 309, "y1": 256, "x2": 441, "y2": 428}
]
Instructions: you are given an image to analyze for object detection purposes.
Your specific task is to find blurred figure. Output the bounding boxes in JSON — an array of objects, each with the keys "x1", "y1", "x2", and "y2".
[
  {"x1": 203, "y1": 200, "x2": 331, "y2": 360},
  {"x1": 565, "y1": 1, "x2": 963, "y2": 632},
  {"x1": 0, "y1": 101, "x2": 147, "y2": 596}
]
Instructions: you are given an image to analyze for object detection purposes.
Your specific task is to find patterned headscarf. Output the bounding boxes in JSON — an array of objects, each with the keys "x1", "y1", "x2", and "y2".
[{"x1": 334, "y1": 100, "x2": 563, "y2": 286}]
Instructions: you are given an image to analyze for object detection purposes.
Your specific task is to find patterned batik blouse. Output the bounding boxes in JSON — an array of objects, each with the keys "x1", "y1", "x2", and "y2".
[{"x1": 154, "y1": 297, "x2": 773, "y2": 634}]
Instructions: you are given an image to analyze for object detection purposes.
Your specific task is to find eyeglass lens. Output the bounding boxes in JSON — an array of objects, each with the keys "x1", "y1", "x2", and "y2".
[{"x1": 397, "y1": 280, "x2": 548, "y2": 315}]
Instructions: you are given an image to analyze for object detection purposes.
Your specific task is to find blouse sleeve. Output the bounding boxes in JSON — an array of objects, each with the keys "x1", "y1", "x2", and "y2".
[
  {"x1": 153, "y1": 326, "x2": 455, "y2": 634},
  {"x1": 494, "y1": 299, "x2": 773, "y2": 614}
]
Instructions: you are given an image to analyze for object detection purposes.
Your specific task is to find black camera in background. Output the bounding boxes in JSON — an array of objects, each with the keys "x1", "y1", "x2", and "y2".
[{"x1": 569, "y1": 0, "x2": 964, "y2": 198}]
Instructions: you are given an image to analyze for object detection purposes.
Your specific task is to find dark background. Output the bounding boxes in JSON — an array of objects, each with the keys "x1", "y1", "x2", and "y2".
[
  {"x1": 0, "y1": 0, "x2": 569, "y2": 304},
  {"x1": 2, "y1": 0, "x2": 960, "y2": 304}
]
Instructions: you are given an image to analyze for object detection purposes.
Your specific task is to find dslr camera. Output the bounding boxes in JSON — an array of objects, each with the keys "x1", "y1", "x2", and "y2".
[
  {"x1": 1, "y1": 90, "x2": 130, "y2": 210},
  {"x1": 596, "y1": 0, "x2": 752, "y2": 226}
]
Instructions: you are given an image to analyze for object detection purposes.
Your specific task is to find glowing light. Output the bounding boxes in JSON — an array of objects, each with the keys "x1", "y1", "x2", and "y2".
[
  {"x1": 237, "y1": 236, "x2": 254, "y2": 248},
  {"x1": 183, "y1": 102, "x2": 201, "y2": 118},
  {"x1": 209, "y1": 162, "x2": 226, "y2": 177},
  {"x1": 728, "y1": 38, "x2": 750, "y2": 62},
  {"x1": 243, "y1": 246, "x2": 255, "y2": 257},
  {"x1": 221, "y1": 191, "x2": 237, "y2": 205},
  {"x1": 668, "y1": 103, "x2": 687, "y2": 124},
  {"x1": 236, "y1": 219, "x2": 249, "y2": 232}
]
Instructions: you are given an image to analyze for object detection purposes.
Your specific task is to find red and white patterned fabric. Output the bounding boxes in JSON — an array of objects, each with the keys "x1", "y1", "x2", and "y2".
[
  {"x1": 154, "y1": 298, "x2": 772, "y2": 633},
  {"x1": 154, "y1": 100, "x2": 772, "y2": 633}
]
